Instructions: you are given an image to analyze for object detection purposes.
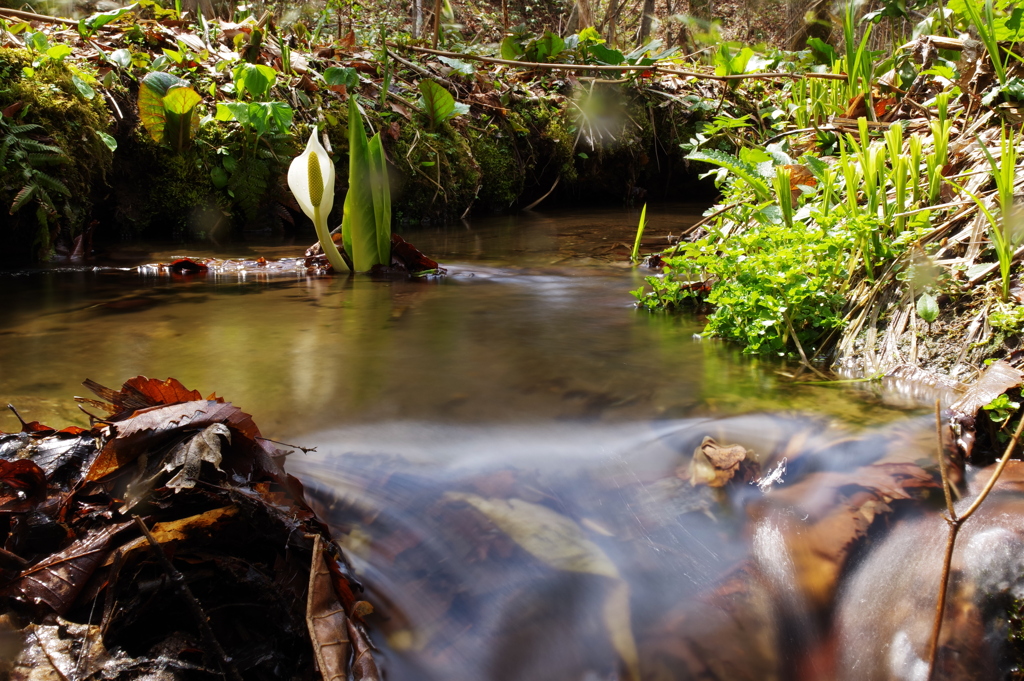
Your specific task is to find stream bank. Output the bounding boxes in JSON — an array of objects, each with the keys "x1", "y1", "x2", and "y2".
[{"x1": 0, "y1": 13, "x2": 716, "y2": 264}]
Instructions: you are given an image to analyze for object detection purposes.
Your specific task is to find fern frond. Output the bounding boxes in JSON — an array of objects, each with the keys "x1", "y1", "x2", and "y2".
[
  {"x1": 9, "y1": 184, "x2": 36, "y2": 214},
  {"x1": 25, "y1": 153, "x2": 65, "y2": 166},
  {"x1": 686, "y1": 149, "x2": 772, "y2": 201},
  {"x1": 6, "y1": 123, "x2": 44, "y2": 135},
  {"x1": 33, "y1": 172, "x2": 70, "y2": 196},
  {"x1": 19, "y1": 139, "x2": 63, "y2": 155}
]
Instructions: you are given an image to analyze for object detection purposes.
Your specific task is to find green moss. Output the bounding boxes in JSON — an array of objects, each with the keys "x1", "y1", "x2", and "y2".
[
  {"x1": 0, "y1": 48, "x2": 113, "y2": 257},
  {"x1": 390, "y1": 122, "x2": 480, "y2": 223},
  {"x1": 469, "y1": 128, "x2": 523, "y2": 209}
]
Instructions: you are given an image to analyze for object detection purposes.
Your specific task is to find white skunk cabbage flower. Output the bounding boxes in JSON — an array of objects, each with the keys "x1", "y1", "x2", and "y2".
[{"x1": 287, "y1": 129, "x2": 349, "y2": 272}]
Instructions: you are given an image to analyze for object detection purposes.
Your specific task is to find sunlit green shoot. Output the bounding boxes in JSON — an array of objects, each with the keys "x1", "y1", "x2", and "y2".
[
  {"x1": 773, "y1": 166, "x2": 794, "y2": 230},
  {"x1": 631, "y1": 203, "x2": 648, "y2": 263}
]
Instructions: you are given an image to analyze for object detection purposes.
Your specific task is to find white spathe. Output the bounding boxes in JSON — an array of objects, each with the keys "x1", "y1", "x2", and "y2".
[
  {"x1": 287, "y1": 129, "x2": 349, "y2": 272},
  {"x1": 287, "y1": 130, "x2": 336, "y2": 221}
]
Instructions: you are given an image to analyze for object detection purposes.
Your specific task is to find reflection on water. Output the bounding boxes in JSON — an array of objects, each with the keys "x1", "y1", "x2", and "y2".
[{"x1": 0, "y1": 204, "x2": 920, "y2": 435}]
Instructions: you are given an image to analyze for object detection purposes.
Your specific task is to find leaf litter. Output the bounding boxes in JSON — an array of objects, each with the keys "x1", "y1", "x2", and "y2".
[{"x1": 0, "y1": 375, "x2": 378, "y2": 680}]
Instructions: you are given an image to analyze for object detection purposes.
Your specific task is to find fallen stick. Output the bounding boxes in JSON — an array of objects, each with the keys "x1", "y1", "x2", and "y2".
[{"x1": 392, "y1": 43, "x2": 848, "y2": 81}]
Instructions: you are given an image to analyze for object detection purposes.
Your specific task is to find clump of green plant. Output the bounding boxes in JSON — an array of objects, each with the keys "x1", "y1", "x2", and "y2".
[
  {"x1": 954, "y1": 126, "x2": 1023, "y2": 302},
  {"x1": 0, "y1": 117, "x2": 70, "y2": 218},
  {"x1": 138, "y1": 72, "x2": 202, "y2": 153}
]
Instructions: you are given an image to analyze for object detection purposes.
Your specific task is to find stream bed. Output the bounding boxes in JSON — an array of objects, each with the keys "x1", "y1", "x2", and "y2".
[{"x1": 3, "y1": 204, "x2": 1010, "y2": 680}]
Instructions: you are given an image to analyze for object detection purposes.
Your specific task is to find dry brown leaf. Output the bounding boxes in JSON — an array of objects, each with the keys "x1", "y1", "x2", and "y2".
[
  {"x1": 307, "y1": 535, "x2": 350, "y2": 681},
  {"x1": 687, "y1": 436, "x2": 758, "y2": 487},
  {"x1": 8, "y1": 521, "x2": 133, "y2": 614},
  {"x1": 951, "y1": 359, "x2": 1024, "y2": 417}
]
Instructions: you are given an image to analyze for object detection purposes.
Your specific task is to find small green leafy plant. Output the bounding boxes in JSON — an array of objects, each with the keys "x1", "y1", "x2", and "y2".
[
  {"x1": 0, "y1": 117, "x2": 70, "y2": 217},
  {"x1": 138, "y1": 72, "x2": 202, "y2": 153},
  {"x1": 418, "y1": 80, "x2": 469, "y2": 130}
]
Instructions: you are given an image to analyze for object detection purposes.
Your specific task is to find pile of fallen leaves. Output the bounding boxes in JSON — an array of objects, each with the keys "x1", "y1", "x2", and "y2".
[{"x1": 0, "y1": 376, "x2": 378, "y2": 680}]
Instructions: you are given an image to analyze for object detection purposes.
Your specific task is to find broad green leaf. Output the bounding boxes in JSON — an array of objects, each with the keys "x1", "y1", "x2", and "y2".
[
  {"x1": 233, "y1": 62, "x2": 277, "y2": 100},
  {"x1": 26, "y1": 32, "x2": 48, "y2": 52},
  {"x1": 437, "y1": 55, "x2": 474, "y2": 76},
  {"x1": 323, "y1": 66, "x2": 360, "y2": 89},
  {"x1": 418, "y1": 80, "x2": 456, "y2": 129},
  {"x1": 163, "y1": 86, "x2": 201, "y2": 115},
  {"x1": 85, "y1": 4, "x2": 136, "y2": 29},
  {"x1": 588, "y1": 42, "x2": 624, "y2": 65},
  {"x1": 107, "y1": 48, "x2": 131, "y2": 68},
  {"x1": 215, "y1": 102, "x2": 250, "y2": 126},
  {"x1": 916, "y1": 292, "x2": 939, "y2": 323},
  {"x1": 807, "y1": 37, "x2": 837, "y2": 66},
  {"x1": 500, "y1": 35, "x2": 524, "y2": 60},
  {"x1": 71, "y1": 74, "x2": 95, "y2": 100},
  {"x1": 139, "y1": 71, "x2": 188, "y2": 142},
  {"x1": 210, "y1": 165, "x2": 229, "y2": 188},
  {"x1": 46, "y1": 44, "x2": 72, "y2": 61},
  {"x1": 368, "y1": 133, "x2": 392, "y2": 264},
  {"x1": 162, "y1": 87, "x2": 200, "y2": 152},
  {"x1": 96, "y1": 130, "x2": 117, "y2": 152},
  {"x1": 343, "y1": 97, "x2": 381, "y2": 271},
  {"x1": 526, "y1": 30, "x2": 564, "y2": 62}
]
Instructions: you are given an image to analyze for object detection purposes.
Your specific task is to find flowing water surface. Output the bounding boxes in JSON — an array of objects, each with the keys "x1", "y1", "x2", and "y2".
[{"x1": 5, "y1": 205, "x2": 1009, "y2": 680}]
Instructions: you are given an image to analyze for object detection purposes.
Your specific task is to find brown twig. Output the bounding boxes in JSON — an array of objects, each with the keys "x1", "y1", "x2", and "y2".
[
  {"x1": 391, "y1": 43, "x2": 848, "y2": 81},
  {"x1": 926, "y1": 412, "x2": 1024, "y2": 679},
  {"x1": 0, "y1": 7, "x2": 75, "y2": 23},
  {"x1": 132, "y1": 515, "x2": 244, "y2": 681}
]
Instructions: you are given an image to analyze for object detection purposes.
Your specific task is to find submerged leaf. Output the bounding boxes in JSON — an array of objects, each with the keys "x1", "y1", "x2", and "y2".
[{"x1": 445, "y1": 492, "x2": 639, "y2": 680}]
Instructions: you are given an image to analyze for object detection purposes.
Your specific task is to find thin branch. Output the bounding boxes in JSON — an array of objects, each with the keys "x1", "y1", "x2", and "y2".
[
  {"x1": 390, "y1": 43, "x2": 848, "y2": 81},
  {"x1": 926, "y1": 413, "x2": 1024, "y2": 680},
  {"x1": 935, "y1": 400, "x2": 957, "y2": 519}
]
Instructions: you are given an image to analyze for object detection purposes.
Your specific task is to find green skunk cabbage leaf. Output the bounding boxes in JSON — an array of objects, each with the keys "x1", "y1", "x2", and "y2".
[
  {"x1": 71, "y1": 73, "x2": 95, "y2": 100},
  {"x1": 247, "y1": 101, "x2": 293, "y2": 136},
  {"x1": 163, "y1": 86, "x2": 201, "y2": 114},
  {"x1": 323, "y1": 66, "x2": 360, "y2": 90},
  {"x1": 138, "y1": 72, "x2": 188, "y2": 143},
  {"x1": 588, "y1": 43, "x2": 624, "y2": 65},
  {"x1": 46, "y1": 44, "x2": 72, "y2": 61},
  {"x1": 161, "y1": 86, "x2": 201, "y2": 152},
  {"x1": 343, "y1": 98, "x2": 380, "y2": 271},
  {"x1": 525, "y1": 31, "x2": 565, "y2": 62},
  {"x1": 917, "y1": 292, "x2": 939, "y2": 323},
  {"x1": 368, "y1": 133, "x2": 392, "y2": 264},
  {"x1": 418, "y1": 80, "x2": 463, "y2": 129},
  {"x1": 500, "y1": 35, "x2": 524, "y2": 60},
  {"x1": 232, "y1": 63, "x2": 277, "y2": 100}
]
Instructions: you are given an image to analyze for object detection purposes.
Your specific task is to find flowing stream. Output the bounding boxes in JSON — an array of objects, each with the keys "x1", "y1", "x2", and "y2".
[{"x1": 2, "y1": 205, "x2": 1019, "y2": 679}]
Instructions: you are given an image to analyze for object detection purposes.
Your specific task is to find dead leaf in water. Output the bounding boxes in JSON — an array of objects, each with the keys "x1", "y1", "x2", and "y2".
[
  {"x1": 686, "y1": 436, "x2": 758, "y2": 487},
  {"x1": 307, "y1": 535, "x2": 351, "y2": 681},
  {"x1": 444, "y1": 492, "x2": 639, "y2": 680}
]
